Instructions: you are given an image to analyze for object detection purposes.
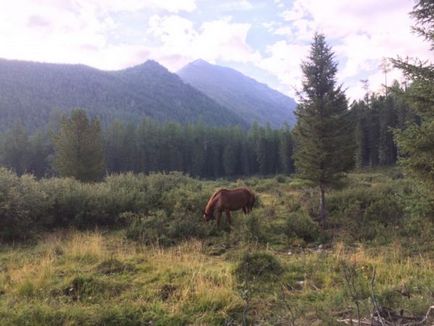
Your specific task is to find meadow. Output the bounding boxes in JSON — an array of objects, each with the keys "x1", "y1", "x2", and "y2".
[{"x1": 0, "y1": 168, "x2": 433, "y2": 325}]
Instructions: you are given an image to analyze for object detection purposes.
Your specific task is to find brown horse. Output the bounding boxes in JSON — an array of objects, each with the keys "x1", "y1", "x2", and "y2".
[{"x1": 203, "y1": 188, "x2": 255, "y2": 226}]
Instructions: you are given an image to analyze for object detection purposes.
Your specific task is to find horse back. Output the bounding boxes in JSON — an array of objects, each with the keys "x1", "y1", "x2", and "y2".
[{"x1": 215, "y1": 188, "x2": 254, "y2": 210}]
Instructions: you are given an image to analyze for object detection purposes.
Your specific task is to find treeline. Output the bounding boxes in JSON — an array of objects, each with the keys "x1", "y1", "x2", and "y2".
[
  {"x1": 0, "y1": 84, "x2": 414, "y2": 179},
  {"x1": 0, "y1": 118, "x2": 294, "y2": 178},
  {"x1": 105, "y1": 119, "x2": 294, "y2": 178},
  {"x1": 352, "y1": 82, "x2": 416, "y2": 168}
]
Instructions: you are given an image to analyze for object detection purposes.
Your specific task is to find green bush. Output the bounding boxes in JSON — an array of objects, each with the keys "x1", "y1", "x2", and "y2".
[
  {"x1": 0, "y1": 168, "x2": 206, "y2": 242},
  {"x1": 235, "y1": 252, "x2": 284, "y2": 282},
  {"x1": 242, "y1": 213, "x2": 266, "y2": 243},
  {"x1": 286, "y1": 211, "x2": 320, "y2": 243},
  {"x1": 326, "y1": 183, "x2": 405, "y2": 241},
  {"x1": 0, "y1": 168, "x2": 46, "y2": 240},
  {"x1": 125, "y1": 208, "x2": 210, "y2": 246}
]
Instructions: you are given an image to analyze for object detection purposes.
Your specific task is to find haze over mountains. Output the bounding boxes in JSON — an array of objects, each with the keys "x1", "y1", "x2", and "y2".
[
  {"x1": 178, "y1": 59, "x2": 296, "y2": 128},
  {"x1": 0, "y1": 58, "x2": 296, "y2": 131}
]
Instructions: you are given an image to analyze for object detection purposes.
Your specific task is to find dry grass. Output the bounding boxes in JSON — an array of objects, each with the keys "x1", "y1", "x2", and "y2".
[
  {"x1": 64, "y1": 231, "x2": 106, "y2": 261},
  {"x1": 0, "y1": 230, "x2": 433, "y2": 325}
]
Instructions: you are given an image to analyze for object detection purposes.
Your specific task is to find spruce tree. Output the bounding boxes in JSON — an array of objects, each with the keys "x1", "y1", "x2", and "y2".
[
  {"x1": 393, "y1": 0, "x2": 434, "y2": 190},
  {"x1": 293, "y1": 33, "x2": 353, "y2": 223},
  {"x1": 53, "y1": 109, "x2": 105, "y2": 182}
]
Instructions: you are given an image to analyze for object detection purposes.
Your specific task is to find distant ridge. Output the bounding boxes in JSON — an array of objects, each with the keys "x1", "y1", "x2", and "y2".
[
  {"x1": 0, "y1": 58, "x2": 247, "y2": 130},
  {"x1": 178, "y1": 59, "x2": 297, "y2": 128}
]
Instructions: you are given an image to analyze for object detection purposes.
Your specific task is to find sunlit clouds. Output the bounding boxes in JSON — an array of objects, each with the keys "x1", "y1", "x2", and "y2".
[{"x1": 0, "y1": 0, "x2": 431, "y2": 100}]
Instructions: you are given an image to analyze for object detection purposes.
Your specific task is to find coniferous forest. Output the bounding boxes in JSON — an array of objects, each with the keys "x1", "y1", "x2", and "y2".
[{"x1": 0, "y1": 83, "x2": 414, "y2": 180}]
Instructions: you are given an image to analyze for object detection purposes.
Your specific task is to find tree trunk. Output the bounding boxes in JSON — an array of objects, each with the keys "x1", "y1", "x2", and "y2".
[{"x1": 319, "y1": 184, "x2": 326, "y2": 224}]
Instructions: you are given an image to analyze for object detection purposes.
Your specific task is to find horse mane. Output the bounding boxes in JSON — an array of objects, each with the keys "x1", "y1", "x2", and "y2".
[{"x1": 204, "y1": 188, "x2": 225, "y2": 215}]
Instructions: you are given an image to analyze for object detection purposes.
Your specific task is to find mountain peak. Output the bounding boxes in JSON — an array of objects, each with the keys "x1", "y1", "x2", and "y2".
[
  {"x1": 134, "y1": 59, "x2": 167, "y2": 70},
  {"x1": 178, "y1": 61, "x2": 297, "y2": 128},
  {"x1": 120, "y1": 60, "x2": 171, "y2": 76},
  {"x1": 190, "y1": 59, "x2": 210, "y2": 66}
]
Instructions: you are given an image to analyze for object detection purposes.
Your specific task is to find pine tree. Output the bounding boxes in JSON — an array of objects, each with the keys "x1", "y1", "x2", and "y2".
[
  {"x1": 53, "y1": 109, "x2": 105, "y2": 182},
  {"x1": 393, "y1": 0, "x2": 434, "y2": 190},
  {"x1": 293, "y1": 33, "x2": 354, "y2": 223}
]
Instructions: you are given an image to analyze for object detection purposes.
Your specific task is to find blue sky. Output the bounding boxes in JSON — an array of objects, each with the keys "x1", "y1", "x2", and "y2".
[{"x1": 0, "y1": 0, "x2": 432, "y2": 100}]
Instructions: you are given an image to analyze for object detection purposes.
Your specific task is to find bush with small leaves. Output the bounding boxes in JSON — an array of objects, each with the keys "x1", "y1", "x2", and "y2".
[{"x1": 235, "y1": 252, "x2": 284, "y2": 282}]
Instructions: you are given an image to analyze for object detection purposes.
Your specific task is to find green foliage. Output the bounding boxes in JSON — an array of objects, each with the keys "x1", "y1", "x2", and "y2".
[
  {"x1": 0, "y1": 168, "x2": 46, "y2": 240},
  {"x1": 394, "y1": 120, "x2": 434, "y2": 190},
  {"x1": 327, "y1": 181, "x2": 405, "y2": 241},
  {"x1": 1, "y1": 117, "x2": 296, "y2": 178},
  {"x1": 0, "y1": 170, "x2": 433, "y2": 324},
  {"x1": 0, "y1": 168, "x2": 202, "y2": 241},
  {"x1": 286, "y1": 211, "x2": 320, "y2": 243},
  {"x1": 392, "y1": 0, "x2": 434, "y2": 216},
  {"x1": 293, "y1": 34, "x2": 354, "y2": 223},
  {"x1": 241, "y1": 213, "x2": 267, "y2": 244},
  {"x1": 53, "y1": 109, "x2": 105, "y2": 182},
  {"x1": 352, "y1": 86, "x2": 415, "y2": 168},
  {"x1": 125, "y1": 208, "x2": 210, "y2": 246},
  {"x1": 235, "y1": 252, "x2": 284, "y2": 282},
  {"x1": 293, "y1": 34, "x2": 354, "y2": 189}
]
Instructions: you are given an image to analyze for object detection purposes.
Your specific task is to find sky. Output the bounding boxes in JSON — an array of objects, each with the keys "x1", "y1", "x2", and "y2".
[{"x1": 0, "y1": 0, "x2": 432, "y2": 100}]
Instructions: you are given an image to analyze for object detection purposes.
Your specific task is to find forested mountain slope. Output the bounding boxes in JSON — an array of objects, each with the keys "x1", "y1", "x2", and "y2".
[
  {"x1": 0, "y1": 59, "x2": 246, "y2": 130},
  {"x1": 178, "y1": 59, "x2": 297, "y2": 128}
]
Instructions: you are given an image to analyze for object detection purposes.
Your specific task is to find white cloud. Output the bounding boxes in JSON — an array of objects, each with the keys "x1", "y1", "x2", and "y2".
[
  {"x1": 273, "y1": 0, "x2": 285, "y2": 9},
  {"x1": 145, "y1": 15, "x2": 260, "y2": 70},
  {"x1": 0, "y1": 0, "x2": 197, "y2": 69},
  {"x1": 216, "y1": 0, "x2": 253, "y2": 12},
  {"x1": 258, "y1": 41, "x2": 309, "y2": 97},
  {"x1": 262, "y1": 0, "x2": 433, "y2": 100},
  {"x1": 59, "y1": 0, "x2": 197, "y2": 13}
]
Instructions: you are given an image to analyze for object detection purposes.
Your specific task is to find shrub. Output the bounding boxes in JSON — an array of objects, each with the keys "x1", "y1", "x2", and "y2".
[
  {"x1": 242, "y1": 213, "x2": 266, "y2": 244},
  {"x1": 0, "y1": 169, "x2": 207, "y2": 242},
  {"x1": 286, "y1": 211, "x2": 320, "y2": 243},
  {"x1": 235, "y1": 252, "x2": 284, "y2": 282},
  {"x1": 0, "y1": 168, "x2": 47, "y2": 240},
  {"x1": 326, "y1": 183, "x2": 405, "y2": 241},
  {"x1": 125, "y1": 208, "x2": 209, "y2": 246}
]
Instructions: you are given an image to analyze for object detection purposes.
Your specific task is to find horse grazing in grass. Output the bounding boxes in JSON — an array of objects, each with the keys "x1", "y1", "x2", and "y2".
[{"x1": 203, "y1": 188, "x2": 255, "y2": 227}]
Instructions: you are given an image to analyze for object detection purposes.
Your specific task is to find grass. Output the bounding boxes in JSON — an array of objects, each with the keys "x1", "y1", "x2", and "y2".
[
  {"x1": 0, "y1": 232, "x2": 433, "y2": 324},
  {"x1": 0, "y1": 171, "x2": 433, "y2": 325}
]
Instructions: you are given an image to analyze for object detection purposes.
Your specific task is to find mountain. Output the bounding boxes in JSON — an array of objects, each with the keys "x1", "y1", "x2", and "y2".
[
  {"x1": 178, "y1": 59, "x2": 297, "y2": 128},
  {"x1": 0, "y1": 59, "x2": 246, "y2": 131}
]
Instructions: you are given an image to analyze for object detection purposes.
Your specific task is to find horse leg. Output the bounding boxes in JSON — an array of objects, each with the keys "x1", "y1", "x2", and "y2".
[
  {"x1": 242, "y1": 206, "x2": 247, "y2": 215},
  {"x1": 226, "y1": 210, "x2": 232, "y2": 226},
  {"x1": 216, "y1": 210, "x2": 222, "y2": 227}
]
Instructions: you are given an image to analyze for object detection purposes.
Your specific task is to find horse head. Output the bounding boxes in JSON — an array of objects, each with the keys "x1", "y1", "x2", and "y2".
[{"x1": 202, "y1": 209, "x2": 213, "y2": 222}]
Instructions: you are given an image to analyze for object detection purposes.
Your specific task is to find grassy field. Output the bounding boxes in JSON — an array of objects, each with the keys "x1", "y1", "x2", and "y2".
[{"x1": 0, "y1": 171, "x2": 433, "y2": 325}]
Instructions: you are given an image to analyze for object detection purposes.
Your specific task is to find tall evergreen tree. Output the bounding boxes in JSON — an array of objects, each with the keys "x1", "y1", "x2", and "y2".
[
  {"x1": 293, "y1": 33, "x2": 353, "y2": 223},
  {"x1": 53, "y1": 109, "x2": 105, "y2": 182},
  {"x1": 393, "y1": 0, "x2": 434, "y2": 190}
]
